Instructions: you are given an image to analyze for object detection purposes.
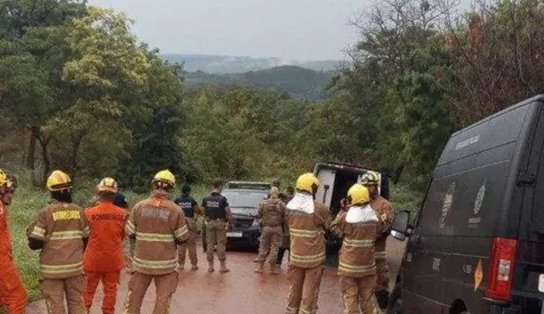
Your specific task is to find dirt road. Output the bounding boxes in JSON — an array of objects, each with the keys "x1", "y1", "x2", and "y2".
[{"x1": 26, "y1": 238, "x2": 406, "y2": 314}]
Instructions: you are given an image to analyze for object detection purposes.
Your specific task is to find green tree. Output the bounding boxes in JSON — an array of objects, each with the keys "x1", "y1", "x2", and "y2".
[
  {"x1": 0, "y1": 0, "x2": 85, "y2": 182},
  {"x1": 120, "y1": 54, "x2": 186, "y2": 191}
]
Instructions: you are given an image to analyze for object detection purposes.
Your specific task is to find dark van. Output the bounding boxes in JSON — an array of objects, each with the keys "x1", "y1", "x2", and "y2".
[{"x1": 389, "y1": 96, "x2": 544, "y2": 314}]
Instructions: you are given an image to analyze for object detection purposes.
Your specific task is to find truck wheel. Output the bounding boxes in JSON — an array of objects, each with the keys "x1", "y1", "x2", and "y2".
[{"x1": 386, "y1": 283, "x2": 402, "y2": 314}]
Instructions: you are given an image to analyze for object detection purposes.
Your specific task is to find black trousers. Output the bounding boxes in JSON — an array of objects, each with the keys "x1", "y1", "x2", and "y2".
[{"x1": 276, "y1": 247, "x2": 288, "y2": 265}]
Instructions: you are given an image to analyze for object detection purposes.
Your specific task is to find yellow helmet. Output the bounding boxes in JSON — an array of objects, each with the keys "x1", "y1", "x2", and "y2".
[
  {"x1": 296, "y1": 173, "x2": 319, "y2": 193},
  {"x1": 347, "y1": 184, "x2": 370, "y2": 205},
  {"x1": 0, "y1": 169, "x2": 7, "y2": 186},
  {"x1": 361, "y1": 171, "x2": 380, "y2": 186},
  {"x1": 0, "y1": 169, "x2": 17, "y2": 191},
  {"x1": 152, "y1": 170, "x2": 176, "y2": 188},
  {"x1": 46, "y1": 170, "x2": 72, "y2": 191},
  {"x1": 97, "y1": 177, "x2": 119, "y2": 193}
]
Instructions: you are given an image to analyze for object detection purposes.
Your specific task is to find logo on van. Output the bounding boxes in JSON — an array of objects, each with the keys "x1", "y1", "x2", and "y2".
[
  {"x1": 455, "y1": 135, "x2": 480, "y2": 151},
  {"x1": 474, "y1": 181, "x2": 486, "y2": 215},
  {"x1": 439, "y1": 182, "x2": 456, "y2": 229}
]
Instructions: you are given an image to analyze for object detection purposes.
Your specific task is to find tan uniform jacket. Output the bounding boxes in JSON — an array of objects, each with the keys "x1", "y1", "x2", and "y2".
[
  {"x1": 286, "y1": 201, "x2": 331, "y2": 268},
  {"x1": 126, "y1": 190, "x2": 190, "y2": 275},
  {"x1": 27, "y1": 201, "x2": 89, "y2": 279},
  {"x1": 371, "y1": 196, "x2": 394, "y2": 258},
  {"x1": 258, "y1": 197, "x2": 286, "y2": 227},
  {"x1": 330, "y1": 211, "x2": 379, "y2": 277}
]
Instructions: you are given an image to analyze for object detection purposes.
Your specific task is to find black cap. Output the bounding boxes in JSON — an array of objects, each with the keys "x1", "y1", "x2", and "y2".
[
  {"x1": 113, "y1": 193, "x2": 128, "y2": 209},
  {"x1": 182, "y1": 184, "x2": 191, "y2": 194}
]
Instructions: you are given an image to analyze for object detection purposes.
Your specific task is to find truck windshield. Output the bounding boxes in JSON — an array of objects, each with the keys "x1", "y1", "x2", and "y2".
[{"x1": 222, "y1": 191, "x2": 268, "y2": 216}]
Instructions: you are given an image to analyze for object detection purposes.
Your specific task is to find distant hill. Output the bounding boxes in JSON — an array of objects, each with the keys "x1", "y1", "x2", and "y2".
[
  {"x1": 163, "y1": 53, "x2": 341, "y2": 74},
  {"x1": 185, "y1": 65, "x2": 335, "y2": 99}
]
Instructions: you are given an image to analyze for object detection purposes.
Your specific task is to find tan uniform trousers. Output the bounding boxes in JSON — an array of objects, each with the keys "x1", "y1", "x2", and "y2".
[
  {"x1": 40, "y1": 275, "x2": 85, "y2": 314},
  {"x1": 178, "y1": 218, "x2": 198, "y2": 267},
  {"x1": 123, "y1": 271, "x2": 178, "y2": 314},
  {"x1": 286, "y1": 265, "x2": 324, "y2": 314},
  {"x1": 256, "y1": 225, "x2": 282, "y2": 266},
  {"x1": 206, "y1": 219, "x2": 227, "y2": 262},
  {"x1": 375, "y1": 239, "x2": 389, "y2": 291},
  {"x1": 340, "y1": 275, "x2": 377, "y2": 314}
]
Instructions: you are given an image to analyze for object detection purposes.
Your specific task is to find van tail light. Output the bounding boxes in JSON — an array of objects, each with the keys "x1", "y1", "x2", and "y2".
[{"x1": 485, "y1": 237, "x2": 518, "y2": 302}]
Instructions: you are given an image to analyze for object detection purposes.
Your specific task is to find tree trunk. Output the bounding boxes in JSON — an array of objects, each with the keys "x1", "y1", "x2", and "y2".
[
  {"x1": 69, "y1": 137, "x2": 82, "y2": 181},
  {"x1": 41, "y1": 140, "x2": 51, "y2": 187},
  {"x1": 32, "y1": 127, "x2": 51, "y2": 187},
  {"x1": 26, "y1": 131, "x2": 36, "y2": 170}
]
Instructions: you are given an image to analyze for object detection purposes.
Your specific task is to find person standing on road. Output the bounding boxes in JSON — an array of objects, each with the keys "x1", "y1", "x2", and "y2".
[
  {"x1": 202, "y1": 181, "x2": 231, "y2": 273},
  {"x1": 285, "y1": 173, "x2": 332, "y2": 314},
  {"x1": 362, "y1": 171, "x2": 394, "y2": 309},
  {"x1": 254, "y1": 186, "x2": 286, "y2": 274},
  {"x1": 27, "y1": 170, "x2": 89, "y2": 314},
  {"x1": 123, "y1": 170, "x2": 190, "y2": 314},
  {"x1": 174, "y1": 184, "x2": 201, "y2": 271},
  {"x1": 113, "y1": 192, "x2": 134, "y2": 273},
  {"x1": 83, "y1": 178, "x2": 129, "y2": 314},
  {"x1": 331, "y1": 184, "x2": 379, "y2": 314},
  {"x1": 0, "y1": 170, "x2": 28, "y2": 314},
  {"x1": 276, "y1": 186, "x2": 294, "y2": 266}
]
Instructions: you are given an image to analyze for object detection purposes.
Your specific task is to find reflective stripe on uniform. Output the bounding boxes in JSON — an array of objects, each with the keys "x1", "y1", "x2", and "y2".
[
  {"x1": 286, "y1": 306, "x2": 299, "y2": 314},
  {"x1": 375, "y1": 251, "x2": 387, "y2": 259},
  {"x1": 300, "y1": 307, "x2": 312, "y2": 314},
  {"x1": 132, "y1": 256, "x2": 178, "y2": 269},
  {"x1": 135, "y1": 232, "x2": 174, "y2": 242},
  {"x1": 126, "y1": 220, "x2": 136, "y2": 235},
  {"x1": 289, "y1": 228, "x2": 320, "y2": 238},
  {"x1": 338, "y1": 261, "x2": 376, "y2": 273},
  {"x1": 82, "y1": 227, "x2": 90, "y2": 237},
  {"x1": 31, "y1": 226, "x2": 46, "y2": 239},
  {"x1": 290, "y1": 251, "x2": 326, "y2": 264},
  {"x1": 41, "y1": 261, "x2": 83, "y2": 274},
  {"x1": 174, "y1": 225, "x2": 188, "y2": 238},
  {"x1": 49, "y1": 230, "x2": 83, "y2": 241},
  {"x1": 342, "y1": 238, "x2": 374, "y2": 247}
]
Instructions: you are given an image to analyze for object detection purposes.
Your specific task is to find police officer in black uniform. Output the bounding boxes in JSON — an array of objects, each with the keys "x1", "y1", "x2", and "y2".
[
  {"x1": 202, "y1": 181, "x2": 232, "y2": 273},
  {"x1": 174, "y1": 185, "x2": 200, "y2": 270}
]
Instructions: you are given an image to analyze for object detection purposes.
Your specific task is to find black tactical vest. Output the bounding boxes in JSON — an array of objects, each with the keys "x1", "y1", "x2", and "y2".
[
  {"x1": 203, "y1": 193, "x2": 227, "y2": 220},
  {"x1": 175, "y1": 195, "x2": 196, "y2": 218}
]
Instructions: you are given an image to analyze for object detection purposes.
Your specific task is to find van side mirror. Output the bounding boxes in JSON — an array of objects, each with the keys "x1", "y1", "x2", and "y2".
[{"x1": 390, "y1": 211, "x2": 410, "y2": 241}]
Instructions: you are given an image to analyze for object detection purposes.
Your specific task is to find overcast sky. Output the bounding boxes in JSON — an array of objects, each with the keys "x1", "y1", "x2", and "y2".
[{"x1": 88, "y1": 0, "x2": 469, "y2": 61}]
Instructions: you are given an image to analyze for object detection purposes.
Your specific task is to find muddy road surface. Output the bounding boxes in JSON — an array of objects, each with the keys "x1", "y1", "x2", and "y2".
[{"x1": 26, "y1": 238, "x2": 406, "y2": 314}]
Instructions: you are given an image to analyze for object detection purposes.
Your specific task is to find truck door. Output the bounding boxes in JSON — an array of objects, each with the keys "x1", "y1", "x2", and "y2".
[{"x1": 315, "y1": 168, "x2": 336, "y2": 210}]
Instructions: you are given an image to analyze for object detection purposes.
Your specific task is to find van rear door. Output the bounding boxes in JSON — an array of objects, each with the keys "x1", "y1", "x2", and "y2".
[
  {"x1": 315, "y1": 167, "x2": 335, "y2": 208},
  {"x1": 515, "y1": 102, "x2": 544, "y2": 312}
]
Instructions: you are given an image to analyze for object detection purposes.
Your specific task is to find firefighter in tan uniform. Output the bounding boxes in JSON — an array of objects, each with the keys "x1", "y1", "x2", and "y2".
[
  {"x1": 362, "y1": 171, "x2": 394, "y2": 309},
  {"x1": 27, "y1": 170, "x2": 89, "y2": 314},
  {"x1": 254, "y1": 186, "x2": 286, "y2": 274},
  {"x1": 331, "y1": 184, "x2": 380, "y2": 314},
  {"x1": 285, "y1": 173, "x2": 332, "y2": 314},
  {"x1": 124, "y1": 170, "x2": 190, "y2": 314}
]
